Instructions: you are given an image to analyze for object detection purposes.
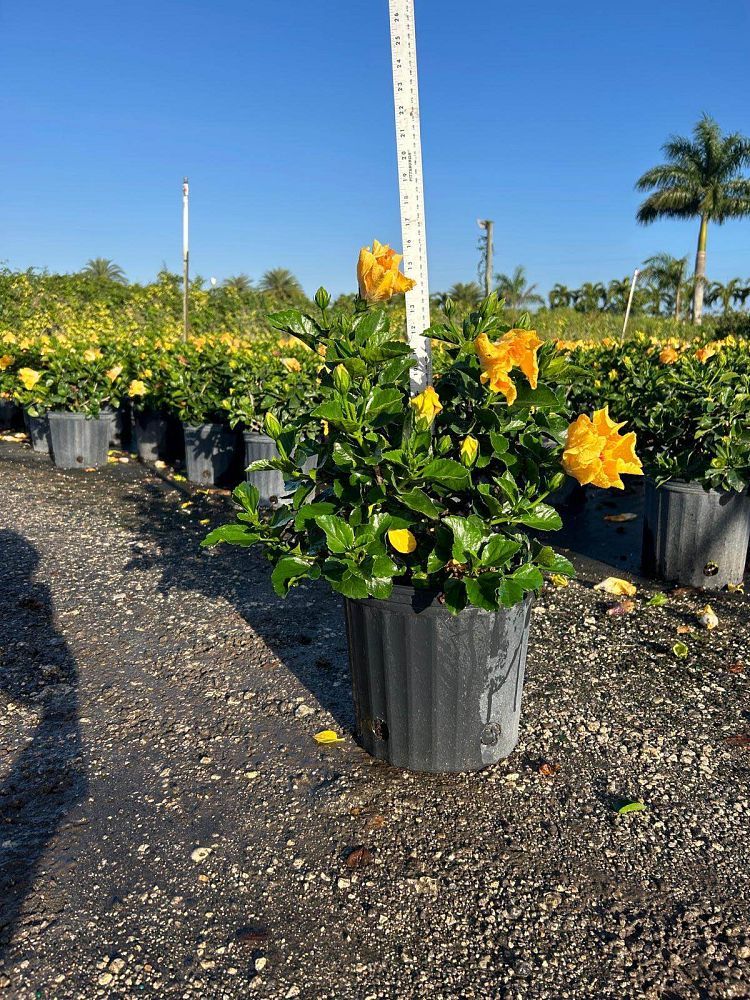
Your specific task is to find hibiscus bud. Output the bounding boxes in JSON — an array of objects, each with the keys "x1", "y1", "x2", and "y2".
[
  {"x1": 333, "y1": 364, "x2": 351, "y2": 394},
  {"x1": 409, "y1": 386, "x2": 443, "y2": 430},
  {"x1": 460, "y1": 436, "x2": 479, "y2": 467},
  {"x1": 314, "y1": 286, "x2": 331, "y2": 311}
]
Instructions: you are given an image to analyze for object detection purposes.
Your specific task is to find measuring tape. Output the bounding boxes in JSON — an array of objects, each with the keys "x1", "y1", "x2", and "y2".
[{"x1": 388, "y1": 0, "x2": 432, "y2": 390}]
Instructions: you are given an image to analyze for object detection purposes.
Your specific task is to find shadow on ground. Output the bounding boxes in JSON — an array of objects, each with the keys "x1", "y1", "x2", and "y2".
[{"x1": 0, "y1": 530, "x2": 87, "y2": 958}]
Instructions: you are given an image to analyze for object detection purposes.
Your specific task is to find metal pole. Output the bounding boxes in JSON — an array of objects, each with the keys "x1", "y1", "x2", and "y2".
[
  {"x1": 622, "y1": 268, "x2": 639, "y2": 339},
  {"x1": 478, "y1": 219, "x2": 494, "y2": 298},
  {"x1": 182, "y1": 177, "x2": 189, "y2": 342}
]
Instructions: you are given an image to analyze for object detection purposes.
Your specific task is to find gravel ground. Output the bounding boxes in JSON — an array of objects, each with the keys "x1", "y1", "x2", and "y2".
[{"x1": 0, "y1": 433, "x2": 749, "y2": 1000}]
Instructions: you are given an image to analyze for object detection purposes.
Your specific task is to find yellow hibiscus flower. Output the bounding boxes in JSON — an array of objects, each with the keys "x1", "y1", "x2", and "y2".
[
  {"x1": 659, "y1": 346, "x2": 679, "y2": 364},
  {"x1": 562, "y1": 406, "x2": 643, "y2": 490},
  {"x1": 474, "y1": 329, "x2": 542, "y2": 406},
  {"x1": 18, "y1": 367, "x2": 41, "y2": 391},
  {"x1": 388, "y1": 528, "x2": 417, "y2": 554},
  {"x1": 409, "y1": 385, "x2": 442, "y2": 428},
  {"x1": 357, "y1": 240, "x2": 416, "y2": 302},
  {"x1": 128, "y1": 379, "x2": 147, "y2": 397}
]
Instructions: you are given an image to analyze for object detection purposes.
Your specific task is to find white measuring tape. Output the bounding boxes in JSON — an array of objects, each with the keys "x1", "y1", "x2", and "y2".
[{"x1": 388, "y1": 0, "x2": 432, "y2": 391}]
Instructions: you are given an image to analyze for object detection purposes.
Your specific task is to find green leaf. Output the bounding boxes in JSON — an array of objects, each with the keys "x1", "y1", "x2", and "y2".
[
  {"x1": 647, "y1": 592, "x2": 668, "y2": 607},
  {"x1": 316, "y1": 514, "x2": 355, "y2": 554},
  {"x1": 267, "y1": 309, "x2": 319, "y2": 343},
  {"x1": 232, "y1": 481, "x2": 260, "y2": 514},
  {"x1": 271, "y1": 556, "x2": 320, "y2": 596},
  {"x1": 672, "y1": 641, "x2": 689, "y2": 659},
  {"x1": 481, "y1": 535, "x2": 522, "y2": 568},
  {"x1": 293, "y1": 502, "x2": 337, "y2": 531},
  {"x1": 535, "y1": 547, "x2": 575, "y2": 576},
  {"x1": 617, "y1": 801, "x2": 646, "y2": 815},
  {"x1": 201, "y1": 524, "x2": 259, "y2": 548},
  {"x1": 517, "y1": 503, "x2": 563, "y2": 531},
  {"x1": 498, "y1": 578, "x2": 524, "y2": 608},
  {"x1": 444, "y1": 515, "x2": 486, "y2": 561},
  {"x1": 330, "y1": 569, "x2": 370, "y2": 600},
  {"x1": 422, "y1": 459, "x2": 471, "y2": 490},
  {"x1": 442, "y1": 578, "x2": 467, "y2": 615},
  {"x1": 399, "y1": 488, "x2": 442, "y2": 520},
  {"x1": 465, "y1": 574, "x2": 502, "y2": 612},
  {"x1": 509, "y1": 564, "x2": 544, "y2": 592}
]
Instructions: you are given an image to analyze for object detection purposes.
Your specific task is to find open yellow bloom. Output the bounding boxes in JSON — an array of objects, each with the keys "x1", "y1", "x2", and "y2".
[
  {"x1": 474, "y1": 329, "x2": 542, "y2": 405},
  {"x1": 18, "y1": 367, "x2": 41, "y2": 391},
  {"x1": 106, "y1": 364, "x2": 124, "y2": 382},
  {"x1": 554, "y1": 339, "x2": 578, "y2": 352},
  {"x1": 388, "y1": 528, "x2": 417, "y2": 554},
  {"x1": 460, "y1": 435, "x2": 479, "y2": 467},
  {"x1": 695, "y1": 345, "x2": 716, "y2": 364},
  {"x1": 357, "y1": 240, "x2": 416, "y2": 302},
  {"x1": 0, "y1": 354, "x2": 14, "y2": 371},
  {"x1": 659, "y1": 346, "x2": 679, "y2": 364},
  {"x1": 128, "y1": 379, "x2": 147, "y2": 397},
  {"x1": 280, "y1": 357, "x2": 302, "y2": 373},
  {"x1": 83, "y1": 347, "x2": 102, "y2": 362},
  {"x1": 410, "y1": 385, "x2": 442, "y2": 428},
  {"x1": 562, "y1": 406, "x2": 643, "y2": 490}
]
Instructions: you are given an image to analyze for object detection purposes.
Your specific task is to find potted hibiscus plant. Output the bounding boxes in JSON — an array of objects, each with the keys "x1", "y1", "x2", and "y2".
[
  {"x1": 222, "y1": 347, "x2": 322, "y2": 505},
  {"x1": 203, "y1": 243, "x2": 642, "y2": 773},
  {"x1": 17, "y1": 344, "x2": 126, "y2": 469},
  {"x1": 570, "y1": 336, "x2": 750, "y2": 589}
]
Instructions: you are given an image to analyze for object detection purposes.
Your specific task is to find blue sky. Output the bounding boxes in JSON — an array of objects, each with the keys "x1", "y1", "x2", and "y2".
[{"x1": 2, "y1": 0, "x2": 749, "y2": 298}]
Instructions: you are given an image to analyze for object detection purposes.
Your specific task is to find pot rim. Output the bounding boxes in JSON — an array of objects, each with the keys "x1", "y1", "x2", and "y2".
[
  {"x1": 645, "y1": 477, "x2": 748, "y2": 498},
  {"x1": 348, "y1": 583, "x2": 533, "y2": 616},
  {"x1": 47, "y1": 410, "x2": 106, "y2": 422}
]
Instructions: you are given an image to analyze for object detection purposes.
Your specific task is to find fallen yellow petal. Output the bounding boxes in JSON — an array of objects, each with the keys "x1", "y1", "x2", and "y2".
[
  {"x1": 603, "y1": 513, "x2": 637, "y2": 523},
  {"x1": 594, "y1": 577, "x2": 637, "y2": 597},
  {"x1": 697, "y1": 604, "x2": 718, "y2": 630},
  {"x1": 550, "y1": 574, "x2": 570, "y2": 588},
  {"x1": 313, "y1": 730, "x2": 345, "y2": 745}
]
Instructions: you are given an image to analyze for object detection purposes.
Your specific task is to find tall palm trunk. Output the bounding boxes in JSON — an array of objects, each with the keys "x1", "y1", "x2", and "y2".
[
  {"x1": 692, "y1": 215, "x2": 708, "y2": 324},
  {"x1": 674, "y1": 282, "x2": 682, "y2": 320}
]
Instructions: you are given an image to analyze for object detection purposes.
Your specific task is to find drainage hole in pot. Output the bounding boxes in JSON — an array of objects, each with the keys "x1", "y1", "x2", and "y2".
[
  {"x1": 703, "y1": 562, "x2": 719, "y2": 577},
  {"x1": 481, "y1": 722, "x2": 502, "y2": 747},
  {"x1": 76, "y1": 455, "x2": 84, "y2": 464},
  {"x1": 367, "y1": 718, "x2": 389, "y2": 742}
]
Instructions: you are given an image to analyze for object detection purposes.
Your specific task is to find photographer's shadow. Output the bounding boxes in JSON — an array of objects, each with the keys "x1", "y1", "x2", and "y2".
[
  {"x1": 0, "y1": 531, "x2": 87, "y2": 958},
  {"x1": 123, "y1": 481, "x2": 355, "y2": 731}
]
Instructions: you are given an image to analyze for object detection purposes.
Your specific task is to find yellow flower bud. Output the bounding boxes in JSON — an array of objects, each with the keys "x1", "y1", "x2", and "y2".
[
  {"x1": 409, "y1": 386, "x2": 442, "y2": 428},
  {"x1": 387, "y1": 528, "x2": 417, "y2": 554},
  {"x1": 460, "y1": 435, "x2": 479, "y2": 467}
]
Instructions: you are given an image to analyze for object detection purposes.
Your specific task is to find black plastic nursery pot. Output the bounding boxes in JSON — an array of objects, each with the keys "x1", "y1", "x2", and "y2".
[
  {"x1": 0, "y1": 399, "x2": 22, "y2": 430},
  {"x1": 243, "y1": 432, "x2": 288, "y2": 505},
  {"x1": 23, "y1": 410, "x2": 51, "y2": 454},
  {"x1": 101, "y1": 405, "x2": 130, "y2": 450},
  {"x1": 133, "y1": 408, "x2": 183, "y2": 464},
  {"x1": 642, "y1": 479, "x2": 750, "y2": 589},
  {"x1": 183, "y1": 423, "x2": 242, "y2": 487},
  {"x1": 344, "y1": 587, "x2": 533, "y2": 773},
  {"x1": 47, "y1": 412, "x2": 109, "y2": 469}
]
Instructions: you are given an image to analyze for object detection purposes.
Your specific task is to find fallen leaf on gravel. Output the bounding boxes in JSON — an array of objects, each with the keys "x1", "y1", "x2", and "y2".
[
  {"x1": 180, "y1": 501, "x2": 192, "y2": 509},
  {"x1": 676, "y1": 625, "x2": 692, "y2": 634},
  {"x1": 345, "y1": 846, "x2": 374, "y2": 869},
  {"x1": 172, "y1": 473, "x2": 186, "y2": 481},
  {"x1": 727, "y1": 582, "x2": 745, "y2": 593},
  {"x1": 235, "y1": 925, "x2": 269, "y2": 946},
  {"x1": 647, "y1": 593, "x2": 668, "y2": 607},
  {"x1": 617, "y1": 802, "x2": 646, "y2": 815},
  {"x1": 606, "y1": 600, "x2": 635, "y2": 616},
  {"x1": 728, "y1": 662, "x2": 745, "y2": 674},
  {"x1": 594, "y1": 577, "x2": 636, "y2": 597},
  {"x1": 697, "y1": 604, "x2": 719, "y2": 630},
  {"x1": 672, "y1": 586, "x2": 697, "y2": 597},
  {"x1": 538, "y1": 762, "x2": 559, "y2": 777},
  {"x1": 672, "y1": 641, "x2": 689, "y2": 659},
  {"x1": 154, "y1": 460, "x2": 167, "y2": 469},
  {"x1": 550, "y1": 574, "x2": 570, "y2": 588},
  {"x1": 199, "y1": 518, "x2": 210, "y2": 526},
  {"x1": 724, "y1": 734, "x2": 750, "y2": 749},
  {"x1": 603, "y1": 513, "x2": 637, "y2": 522},
  {"x1": 190, "y1": 846, "x2": 213, "y2": 863},
  {"x1": 313, "y1": 729, "x2": 345, "y2": 745},
  {"x1": 366, "y1": 814, "x2": 385, "y2": 830}
]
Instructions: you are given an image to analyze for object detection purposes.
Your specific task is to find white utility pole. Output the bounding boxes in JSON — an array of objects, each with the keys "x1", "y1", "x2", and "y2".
[
  {"x1": 478, "y1": 219, "x2": 494, "y2": 299},
  {"x1": 182, "y1": 177, "x2": 190, "y2": 342},
  {"x1": 388, "y1": 0, "x2": 431, "y2": 391}
]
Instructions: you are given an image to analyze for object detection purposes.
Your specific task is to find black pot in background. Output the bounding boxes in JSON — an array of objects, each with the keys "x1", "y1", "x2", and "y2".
[
  {"x1": 183, "y1": 423, "x2": 242, "y2": 487},
  {"x1": 47, "y1": 412, "x2": 109, "y2": 469},
  {"x1": 23, "y1": 410, "x2": 51, "y2": 454},
  {"x1": 133, "y1": 408, "x2": 183, "y2": 464},
  {"x1": 243, "y1": 432, "x2": 317, "y2": 506},
  {"x1": 642, "y1": 479, "x2": 750, "y2": 589},
  {"x1": 344, "y1": 587, "x2": 533, "y2": 773},
  {"x1": 0, "y1": 399, "x2": 23, "y2": 430},
  {"x1": 101, "y1": 405, "x2": 131, "y2": 450}
]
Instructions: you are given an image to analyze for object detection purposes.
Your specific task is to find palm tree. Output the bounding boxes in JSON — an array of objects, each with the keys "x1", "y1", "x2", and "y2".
[
  {"x1": 548, "y1": 283, "x2": 573, "y2": 309},
  {"x1": 573, "y1": 282, "x2": 606, "y2": 313},
  {"x1": 258, "y1": 268, "x2": 304, "y2": 302},
  {"x1": 605, "y1": 277, "x2": 633, "y2": 314},
  {"x1": 641, "y1": 253, "x2": 688, "y2": 318},
  {"x1": 433, "y1": 281, "x2": 483, "y2": 312},
  {"x1": 494, "y1": 266, "x2": 543, "y2": 310},
  {"x1": 223, "y1": 274, "x2": 253, "y2": 292},
  {"x1": 733, "y1": 281, "x2": 750, "y2": 310},
  {"x1": 706, "y1": 278, "x2": 743, "y2": 316},
  {"x1": 635, "y1": 115, "x2": 750, "y2": 324},
  {"x1": 81, "y1": 258, "x2": 127, "y2": 284}
]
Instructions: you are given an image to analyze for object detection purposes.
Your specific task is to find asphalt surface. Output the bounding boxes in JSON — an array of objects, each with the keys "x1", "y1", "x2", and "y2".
[{"x1": 0, "y1": 433, "x2": 749, "y2": 999}]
